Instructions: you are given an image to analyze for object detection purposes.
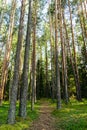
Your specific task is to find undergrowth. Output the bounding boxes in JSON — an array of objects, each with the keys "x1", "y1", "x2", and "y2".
[
  {"x1": 52, "y1": 99, "x2": 87, "y2": 130},
  {"x1": 0, "y1": 101, "x2": 40, "y2": 130}
]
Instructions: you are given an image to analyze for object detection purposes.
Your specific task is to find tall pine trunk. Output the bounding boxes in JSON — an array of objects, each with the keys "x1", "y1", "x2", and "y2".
[
  {"x1": 19, "y1": 0, "x2": 32, "y2": 118},
  {"x1": 68, "y1": 0, "x2": 81, "y2": 101},
  {"x1": 78, "y1": 5, "x2": 87, "y2": 61},
  {"x1": 62, "y1": 10, "x2": 78, "y2": 100},
  {"x1": 49, "y1": 12, "x2": 55, "y2": 99},
  {"x1": 45, "y1": 42, "x2": 48, "y2": 98},
  {"x1": 55, "y1": 0, "x2": 61, "y2": 109},
  {"x1": 0, "y1": 0, "x2": 16, "y2": 106},
  {"x1": 31, "y1": 0, "x2": 37, "y2": 110},
  {"x1": 59, "y1": 0, "x2": 68, "y2": 104},
  {"x1": 7, "y1": 0, "x2": 26, "y2": 124}
]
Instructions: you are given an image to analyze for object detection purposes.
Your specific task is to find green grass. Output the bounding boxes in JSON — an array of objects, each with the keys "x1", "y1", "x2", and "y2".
[
  {"x1": 1, "y1": 99, "x2": 87, "y2": 130},
  {"x1": 0, "y1": 101, "x2": 40, "y2": 130},
  {"x1": 52, "y1": 99, "x2": 87, "y2": 130}
]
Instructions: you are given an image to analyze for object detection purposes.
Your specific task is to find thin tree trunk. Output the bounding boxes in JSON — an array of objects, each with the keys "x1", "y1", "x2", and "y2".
[
  {"x1": 78, "y1": 5, "x2": 87, "y2": 60},
  {"x1": 7, "y1": 0, "x2": 26, "y2": 124},
  {"x1": 62, "y1": 10, "x2": 79, "y2": 101},
  {"x1": 31, "y1": 29, "x2": 36, "y2": 111},
  {"x1": 55, "y1": 0, "x2": 61, "y2": 109},
  {"x1": 49, "y1": 12, "x2": 54, "y2": 100},
  {"x1": 68, "y1": 0, "x2": 81, "y2": 101},
  {"x1": 31, "y1": 1, "x2": 37, "y2": 111},
  {"x1": 80, "y1": 0, "x2": 87, "y2": 39},
  {"x1": 17, "y1": 48, "x2": 23, "y2": 100},
  {"x1": 63, "y1": 37, "x2": 68, "y2": 104},
  {"x1": 59, "y1": 0, "x2": 65, "y2": 100},
  {"x1": 83, "y1": 1, "x2": 87, "y2": 18},
  {"x1": 59, "y1": 0, "x2": 68, "y2": 104},
  {"x1": 0, "y1": 0, "x2": 7, "y2": 31},
  {"x1": 45, "y1": 42, "x2": 48, "y2": 98},
  {"x1": 19, "y1": 0, "x2": 32, "y2": 118},
  {"x1": 0, "y1": 0, "x2": 16, "y2": 106}
]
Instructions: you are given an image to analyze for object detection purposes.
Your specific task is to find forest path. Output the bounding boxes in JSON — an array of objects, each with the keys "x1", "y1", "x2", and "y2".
[{"x1": 29, "y1": 100, "x2": 56, "y2": 130}]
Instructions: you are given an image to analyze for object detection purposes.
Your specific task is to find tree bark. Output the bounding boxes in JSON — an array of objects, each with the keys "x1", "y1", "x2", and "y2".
[
  {"x1": 78, "y1": 5, "x2": 87, "y2": 61},
  {"x1": 68, "y1": 0, "x2": 81, "y2": 101},
  {"x1": 7, "y1": 0, "x2": 26, "y2": 124},
  {"x1": 83, "y1": 1, "x2": 87, "y2": 18},
  {"x1": 31, "y1": 1, "x2": 37, "y2": 111},
  {"x1": 59, "y1": 0, "x2": 68, "y2": 104},
  {"x1": 0, "y1": 0, "x2": 16, "y2": 106},
  {"x1": 55, "y1": 0, "x2": 61, "y2": 109},
  {"x1": 45, "y1": 41, "x2": 48, "y2": 98},
  {"x1": 0, "y1": 0, "x2": 7, "y2": 31},
  {"x1": 49, "y1": 12, "x2": 55, "y2": 100},
  {"x1": 80, "y1": 0, "x2": 87, "y2": 39},
  {"x1": 19, "y1": 0, "x2": 32, "y2": 118}
]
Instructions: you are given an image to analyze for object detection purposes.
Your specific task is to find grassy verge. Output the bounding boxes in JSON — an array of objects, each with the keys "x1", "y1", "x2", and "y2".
[
  {"x1": 0, "y1": 101, "x2": 40, "y2": 130},
  {"x1": 52, "y1": 99, "x2": 87, "y2": 130}
]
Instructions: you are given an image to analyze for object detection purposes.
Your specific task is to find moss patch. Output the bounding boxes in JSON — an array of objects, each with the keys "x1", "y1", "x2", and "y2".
[
  {"x1": 0, "y1": 101, "x2": 39, "y2": 130},
  {"x1": 52, "y1": 99, "x2": 87, "y2": 130}
]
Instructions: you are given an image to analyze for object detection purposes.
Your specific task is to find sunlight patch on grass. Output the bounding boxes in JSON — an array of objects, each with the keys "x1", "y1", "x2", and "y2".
[
  {"x1": 52, "y1": 99, "x2": 87, "y2": 130},
  {"x1": 0, "y1": 101, "x2": 40, "y2": 130},
  {"x1": 0, "y1": 123, "x2": 31, "y2": 130}
]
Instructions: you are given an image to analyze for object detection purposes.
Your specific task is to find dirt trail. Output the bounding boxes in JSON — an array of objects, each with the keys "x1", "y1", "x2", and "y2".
[{"x1": 29, "y1": 101, "x2": 56, "y2": 130}]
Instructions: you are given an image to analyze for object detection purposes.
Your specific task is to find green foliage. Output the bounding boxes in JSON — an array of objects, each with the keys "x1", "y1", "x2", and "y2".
[
  {"x1": 52, "y1": 99, "x2": 87, "y2": 130},
  {"x1": 0, "y1": 101, "x2": 39, "y2": 130}
]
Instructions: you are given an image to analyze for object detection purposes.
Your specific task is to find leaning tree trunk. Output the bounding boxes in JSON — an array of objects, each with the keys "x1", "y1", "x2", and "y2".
[
  {"x1": 55, "y1": 0, "x2": 61, "y2": 109},
  {"x1": 0, "y1": 0, "x2": 16, "y2": 106},
  {"x1": 62, "y1": 10, "x2": 79, "y2": 100},
  {"x1": 19, "y1": 0, "x2": 32, "y2": 118},
  {"x1": 68, "y1": 0, "x2": 81, "y2": 101},
  {"x1": 7, "y1": 0, "x2": 26, "y2": 124}
]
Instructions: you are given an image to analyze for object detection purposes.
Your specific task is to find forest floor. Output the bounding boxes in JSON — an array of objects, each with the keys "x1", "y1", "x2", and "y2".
[
  {"x1": 28, "y1": 100, "x2": 56, "y2": 130},
  {"x1": 0, "y1": 99, "x2": 87, "y2": 130},
  {"x1": 28, "y1": 99, "x2": 87, "y2": 130}
]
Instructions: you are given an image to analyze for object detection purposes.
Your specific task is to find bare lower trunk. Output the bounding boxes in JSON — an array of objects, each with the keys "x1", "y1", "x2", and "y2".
[
  {"x1": 34, "y1": 74, "x2": 36, "y2": 103},
  {"x1": 31, "y1": 71, "x2": 34, "y2": 110},
  {"x1": 63, "y1": 38, "x2": 68, "y2": 104}
]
